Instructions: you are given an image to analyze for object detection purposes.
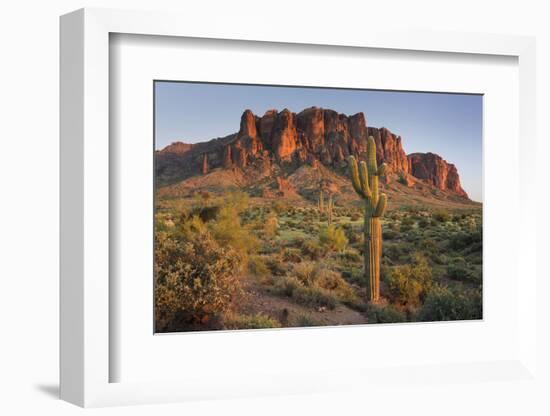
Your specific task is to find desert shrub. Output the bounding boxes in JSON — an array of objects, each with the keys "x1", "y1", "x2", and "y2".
[
  {"x1": 383, "y1": 229, "x2": 398, "y2": 240},
  {"x1": 282, "y1": 247, "x2": 303, "y2": 263},
  {"x1": 270, "y1": 275, "x2": 302, "y2": 297},
  {"x1": 263, "y1": 213, "x2": 279, "y2": 238},
  {"x1": 345, "y1": 227, "x2": 363, "y2": 244},
  {"x1": 384, "y1": 243, "x2": 411, "y2": 262},
  {"x1": 292, "y1": 236, "x2": 306, "y2": 247},
  {"x1": 366, "y1": 304, "x2": 407, "y2": 323},
  {"x1": 418, "y1": 285, "x2": 482, "y2": 321},
  {"x1": 319, "y1": 225, "x2": 348, "y2": 252},
  {"x1": 189, "y1": 205, "x2": 221, "y2": 222},
  {"x1": 292, "y1": 313, "x2": 322, "y2": 327},
  {"x1": 272, "y1": 263, "x2": 357, "y2": 309},
  {"x1": 292, "y1": 286, "x2": 339, "y2": 309},
  {"x1": 432, "y1": 209, "x2": 451, "y2": 223},
  {"x1": 449, "y1": 229, "x2": 482, "y2": 251},
  {"x1": 248, "y1": 255, "x2": 270, "y2": 277},
  {"x1": 154, "y1": 227, "x2": 243, "y2": 332},
  {"x1": 418, "y1": 217, "x2": 431, "y2": 228},
  {"x1": 315, "y1": 268, "x2": 353, "y2": 293},
  {"x1": 350, "y1": 211, "x2": 362, "y2": 221},
  {"x1": 341, "y1": 267, "x2": 365, "y2": 287},
  {"x1": 223, "y1": 312, "x2": 281, "y2": 329},
  {"x1": 418, "y1": 238, "x2": 438, "y2": 252},
  {"x1": 293, "y1": 262, "x2": 317, "y2": 286},
  {"x1": 401, "y1": 216, "x2": 415, "y2": 226},
  {"x1": 209, "y1": 205, "x2": 258, "y2": 269},
  {"x1": 404, "y1": 229, "x2": 422, "y2": 243},
  {"x1": 286, "y1": 219, "x2": 299, "y2": 228},
  {"x1": 386, "y1": 253, "x2": 432, "y2": 306},
  {"x1": 265, "y1": 256, "x2": 289, "y2": 276},
  {"x1": 339, "y1": 250, "x2": 361, "y2": 263},
  {"x1": 446, "y1": 258, "x2": 472, "y2": 282},
  {"x1": 301, "y1": 239, "x2": 327, "y2": 260},
  {"x1": 272, "y1": 200, "x2": 289, "y2": 214},
  {"x1": 269, "y1": 273, "x2": 334, "y2": 308}
]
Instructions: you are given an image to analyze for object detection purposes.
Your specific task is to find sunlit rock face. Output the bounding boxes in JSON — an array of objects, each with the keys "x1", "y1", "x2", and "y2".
[{"x1": 156, "y1": 107, "x2": 469, "y2": 199}]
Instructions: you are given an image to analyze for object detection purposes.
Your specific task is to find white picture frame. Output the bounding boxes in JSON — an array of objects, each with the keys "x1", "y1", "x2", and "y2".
[{"x1": 60, "y1": 7, "x2": 538, "y2": 408}]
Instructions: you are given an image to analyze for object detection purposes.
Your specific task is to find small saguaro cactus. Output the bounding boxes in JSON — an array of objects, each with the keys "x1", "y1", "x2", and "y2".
[
  {"x1": 327, "y1": 194, "x2": 334, "y2": 225},
  {"x1": 348, "y1": 136, "x2": 388, "y2": 303},
  {"x1": 318, "y1": 190, "x2": 325, "y2": 214}
]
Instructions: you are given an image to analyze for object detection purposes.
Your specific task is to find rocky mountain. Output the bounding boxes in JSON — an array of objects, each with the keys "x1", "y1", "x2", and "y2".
[{"x1": 156, "y1": 107, "x2": 469, "y2": 200}]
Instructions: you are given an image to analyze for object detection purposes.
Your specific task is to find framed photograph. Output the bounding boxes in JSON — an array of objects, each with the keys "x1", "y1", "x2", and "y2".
[
  {"x1": 60, "y1": 8, "x2": 538, "y2": 408},
  {"x1": 153, "y1": 81, "x2": 483, "y2": 334}
]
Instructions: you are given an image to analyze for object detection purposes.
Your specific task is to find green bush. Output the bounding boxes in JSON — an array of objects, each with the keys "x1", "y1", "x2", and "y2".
[
  {"x1": 319, "y1": 225, "x2": 348, "y2": 252},
  {"x1": 282, "y1": 247, "x2": 303, "y2": 263},
  {"x1": 301, "y1": 239, "x2": 327, "y2": 260},
  {"x1": 292, "y1": 313, "x2": 322, "y2": 327},
  {"x1": 271, "y1": 263, "x2": 358, "y2": 309},
  {"x1": 154, "y1": 225, "x2": 243, "y2": 332},
  {"x1": 432, "y1": 209, "x2": 451, "y2": 223},
  {"x1": 263, "y1": 213, "x2": 279, "y2": 238},
  {"x1": 418, "y1": 285, "x2": 482, "y2": 321},
  {"x1": 270, "y1": 275, "x2": 302, "y2": 297},
  {"x1": 248, "y1": 255, "x2": 270, "y2": 277},
  {"x1": 223, "y1": 313, "x2": 281, "y2": 329},
  {"x1": 446, "y1": 262, "x2": 472, "y2": 282},
  {"x1": 386, "y1": 253, "x2": 432, "y2": 306},
  {"x1": 292, "y1": 286, "x2": 339, "y2": 309},
  {"x1": 339, "y1": 250, "x2": 361, "y2": 263},
  {"x1": 265, "y1": 256, "x2": 289, "y2": 276},
  {"x1": 449, "y1": 229, "x2": 482, "y2": 251},
  {"x1": 366, "y1": 304, "x2": 407, "y2": 323},
  {"x1": 383, "y1": 229, "x2": 398, "y2": 240}
]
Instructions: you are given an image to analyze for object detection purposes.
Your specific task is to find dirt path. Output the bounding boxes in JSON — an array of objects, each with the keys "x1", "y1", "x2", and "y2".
[{"x1": 238, "y1": 277, "x2": 368, "y2": 327}]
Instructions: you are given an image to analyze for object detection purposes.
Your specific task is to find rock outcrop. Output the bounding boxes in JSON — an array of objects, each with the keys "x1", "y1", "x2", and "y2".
[
  {"x1": 408, "y1": 152, "x2": 468, "y2": 198},
  {"x1": 156, "y1": 107, "x2": 469, "y2": 199}
]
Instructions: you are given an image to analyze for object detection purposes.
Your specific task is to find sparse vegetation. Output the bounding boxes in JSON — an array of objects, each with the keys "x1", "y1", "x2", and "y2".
[
  {"x1": 155, "y1": 146, "x2": 482, "y2": 332},
  {"x1": 155, "y1": 189, "x2": 482, "y2": 331}
]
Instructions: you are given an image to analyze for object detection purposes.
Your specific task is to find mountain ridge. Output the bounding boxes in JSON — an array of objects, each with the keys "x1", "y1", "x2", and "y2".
[{"x1": 156, "y1": 107, "x2": 469, "y2": 200}]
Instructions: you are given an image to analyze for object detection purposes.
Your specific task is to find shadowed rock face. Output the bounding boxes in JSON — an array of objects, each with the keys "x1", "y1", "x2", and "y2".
[{"x1": 156, "y1": 107, "x2": 469, "y2": 199}]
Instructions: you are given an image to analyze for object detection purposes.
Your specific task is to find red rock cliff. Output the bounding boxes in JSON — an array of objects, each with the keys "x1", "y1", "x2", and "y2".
[
  {"x1": 157, "y1": 107, "x2": 469, "y2": 199},
  {"x1": 408, "y1": 152, "x2": 468, "y2": 198}
]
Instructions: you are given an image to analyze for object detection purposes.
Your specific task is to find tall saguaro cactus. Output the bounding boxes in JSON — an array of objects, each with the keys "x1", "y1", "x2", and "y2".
[{"x1": 348, "y1": 136, "x2": 388, "y2": 303}]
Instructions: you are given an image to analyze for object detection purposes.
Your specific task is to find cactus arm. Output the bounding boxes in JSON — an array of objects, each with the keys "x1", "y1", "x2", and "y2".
[
  {"x1": 358, "y1": 161, "x2": 371, "y2": 198},
  {"x1": 348, "y1": 156, "x2": 366, "y2": 198},
  {"x1": 367, "y1": 136, "x2": 378, "y2": 174},
  {"x1": 373, "y1": 193, "x2": 387, "y2": 217},
  {"x1": 377, "y1": 163, "x2": 388, "y2": 177}
]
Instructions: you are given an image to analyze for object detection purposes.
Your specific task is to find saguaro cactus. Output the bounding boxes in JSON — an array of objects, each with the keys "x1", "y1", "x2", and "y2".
[
  {"x1": 327, "y1": 194, "x2": 334, "y2": 225},
  {"x1": 318, "y1": 190, "x2": 325, "y2": 214},
  {"x1": 348, "y1": 136, "x2": 388, "y2": 303}
]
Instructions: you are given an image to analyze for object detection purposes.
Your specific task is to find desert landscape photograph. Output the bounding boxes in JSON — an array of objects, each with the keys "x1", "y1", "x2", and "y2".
[{"x1": 154, "y1": 82, "x2": 483, "y2": 333}]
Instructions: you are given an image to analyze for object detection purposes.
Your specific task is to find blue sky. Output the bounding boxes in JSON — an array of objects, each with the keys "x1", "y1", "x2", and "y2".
[{"x1": 155, "y1": 82, "x2": 482, "y2": 201}]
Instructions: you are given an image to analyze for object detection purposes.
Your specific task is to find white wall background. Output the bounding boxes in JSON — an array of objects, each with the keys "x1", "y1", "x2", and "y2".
[{"x1": 0, "y1": 1, "x2": 548, "y2": 415}]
